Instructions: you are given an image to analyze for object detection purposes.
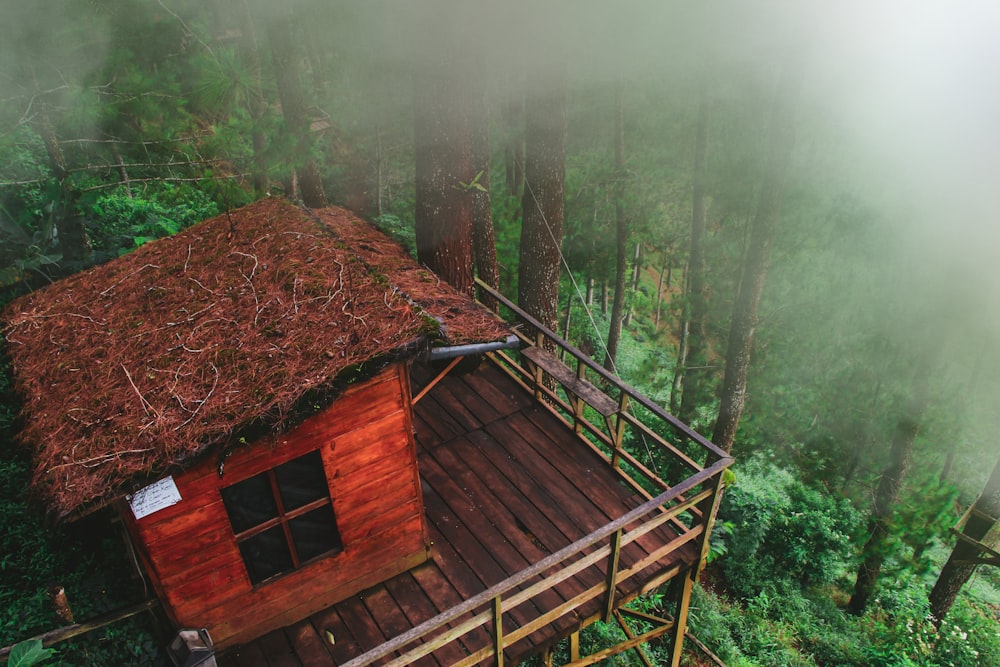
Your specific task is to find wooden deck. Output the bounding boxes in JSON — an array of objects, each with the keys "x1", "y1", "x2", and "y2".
[{"x1": 217, "y1": 359, "x2": 707, "y2": 666}]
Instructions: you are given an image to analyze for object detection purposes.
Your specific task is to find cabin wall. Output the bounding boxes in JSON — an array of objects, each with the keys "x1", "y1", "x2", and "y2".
[{"x1": 121, "y1": 364, "x2": 429, "y2": 648}]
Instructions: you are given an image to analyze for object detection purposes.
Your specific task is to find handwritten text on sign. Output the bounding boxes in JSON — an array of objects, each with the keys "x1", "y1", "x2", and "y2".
[{"x1": 128, "y1": 477, "x2": 182, "y2": 520}]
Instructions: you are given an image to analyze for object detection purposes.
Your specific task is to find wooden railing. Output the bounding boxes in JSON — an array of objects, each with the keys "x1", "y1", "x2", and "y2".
[
  {"x1": 343, "y1": 282, "x2": 733, "y2": 667},
  {"x1": 476, "y1": 279, "x2": 731, "y2": 501},
  {"x1": 342, "y1": 460, "x2": 730, "y2": 667}
]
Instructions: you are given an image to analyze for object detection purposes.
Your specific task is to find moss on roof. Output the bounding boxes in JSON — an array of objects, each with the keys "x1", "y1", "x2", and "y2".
[{"x1": 3, "y1": 198, "x2": 509, "y2": 520}]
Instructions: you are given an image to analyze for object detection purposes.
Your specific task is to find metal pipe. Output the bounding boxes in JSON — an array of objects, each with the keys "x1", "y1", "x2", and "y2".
[{"x1": 425, "y1": 334, "x2": 520, "y2": 361}]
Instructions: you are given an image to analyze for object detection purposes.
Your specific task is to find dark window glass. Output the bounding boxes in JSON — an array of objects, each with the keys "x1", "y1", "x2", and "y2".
[
  {"x1": 220, "y1": 472, "x2": 277, "y2": 533},
  {"x1": 290, "y1": 505, "x2": 342, "y2": 562},
  {"x1": 221, "y1": 450, "x2": 342, "y2": 585},
  {"x1": 239, "y1": 526, "x2": 293, "y2": 585},
  {"x1": 275, "y1": 450, "x2": 327, "y2": 511}
]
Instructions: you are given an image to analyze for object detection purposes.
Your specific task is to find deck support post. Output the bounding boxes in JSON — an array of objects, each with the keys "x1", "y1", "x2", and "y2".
[
  {"x1": 529, "y1": 330, "x2": 546, "y2": 403},
  {"x1": 570, "y1": 631, "x2": 580, "y2": 662},
  {"x1": 603, "y1": 528, "x2": 623, "y2": 622},
  {"x1": 667, "y1": 570, "x2": 695, "y2": 667},
  {"x1": 607, "y1": 393, "x2": 629, "y2": 469},
  {"x1": 612, "y1": 610, "x2": 657, "y2": 667},
  {"x1": 667, "y1": 471, "x2": 727, "y2": 667},
  {"x1": 492, "y1": 595, "x2": 504, "y2": 667}
]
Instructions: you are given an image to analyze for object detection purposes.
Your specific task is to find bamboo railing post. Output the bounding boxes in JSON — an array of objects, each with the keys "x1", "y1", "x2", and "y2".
[
  {"x1": 492, "y1": 595, "x2": 504, "y2": 667},
  {"x1": 667, "y1": 574, "x2": 695, "y2": 667},
  {"x1": 572, "y1": 358, "x2": 586, "y2": 432},
  {"x1": 694, "y1": 472, "x2": 727, "y2": 574},
  {"x1": 603, "y1": 528, "x2": 623, "y2": 622},
  {"x1": 570, "y1": 631, "x2": 581, "y2": 662},
  {"x1": 608, "y1": 393, "x2": 629, "y2": 469},
  {"x1": 669, "y1": 473, "x2": 727, "y2": 667}
]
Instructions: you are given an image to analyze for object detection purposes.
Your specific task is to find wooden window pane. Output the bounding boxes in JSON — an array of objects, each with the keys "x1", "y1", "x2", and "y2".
[
  {"x1": 289, "y1": 505, "x2": 342, "y2": 562},
  {"x1": 275, "y1": 450, "x2": 327, "y2": 511},
  {"x1": 221, "y1": 472, "x2": 278, "y2": 534},
  {"x1": 239, "y1": 525, "x2": 293, "y2": 585}
]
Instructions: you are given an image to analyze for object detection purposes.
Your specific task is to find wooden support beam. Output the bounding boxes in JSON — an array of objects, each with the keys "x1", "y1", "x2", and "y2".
[
  {"x1": 613, "y1": 610, "x2": 657, "y2": 667},
  {"x1": 667, "y1": 574, "x2": 695, "y2": 667},
  {"x1": 411, "y1": 356, "x2": 462, "y2": 404},
  {"x1": 603, "y1": 529, "x2": 623, "y2": 622},
  {"x1": 565, "y1": 611, "x2": 675, "y2": 667},
  {"x1": 492, "y1": 596, "x2": 504, "y2": 667},
  {"x1": 0, "y1": 598, "x2": 159, "y2": 661}
]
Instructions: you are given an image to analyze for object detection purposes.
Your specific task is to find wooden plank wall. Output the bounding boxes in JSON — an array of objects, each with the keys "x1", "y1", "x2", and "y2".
[{"x1": 121, "y1": 363, "x2": 430, "y2": 649}]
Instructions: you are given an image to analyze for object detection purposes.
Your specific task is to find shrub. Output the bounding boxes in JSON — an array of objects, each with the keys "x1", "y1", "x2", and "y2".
[
  {"x1": 83, "y1": 184, "x2": 220, "y2": 253},
  {"x1": 716, "y1": 455, "x2": 862, "y2": 597}
]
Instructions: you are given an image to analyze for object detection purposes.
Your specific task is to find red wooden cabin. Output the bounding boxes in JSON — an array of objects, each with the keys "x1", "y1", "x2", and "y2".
[
  {"x1": 3, "y1": 198, "x2": 515, "y2": 649},
  {"x1": 4, "y1": 198, "x2": 732, "y2": 666}
]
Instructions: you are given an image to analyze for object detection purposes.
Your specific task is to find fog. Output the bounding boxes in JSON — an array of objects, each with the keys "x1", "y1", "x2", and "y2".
[{"x1": 3, "y1": 0, "x2": 999, "y2": 456}]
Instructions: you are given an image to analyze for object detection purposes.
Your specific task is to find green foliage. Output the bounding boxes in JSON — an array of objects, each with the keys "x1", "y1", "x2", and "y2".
[
  {"x1": 690, "y1": 573, "x2": 1000, "y2": 667},
  {"x1": 7, "y1": 640, "x2": 55, "y2": 667},
  {"x1": 82, "y1": 185, "x2": 220, "y2": 253},
  {"x1": 373, "y1": 213, "x2": 416, "y2": 256},
  {"x1": 717, "y1": 455, "x2": 863, "y2": 597},
  {"x1": 0, "y1": 334, "x2": 163, "y2": 664}
]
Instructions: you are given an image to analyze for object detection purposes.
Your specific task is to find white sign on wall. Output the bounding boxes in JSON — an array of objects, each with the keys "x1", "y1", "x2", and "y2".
[{"x1": 127, "y1": 476, "x2": 182, "y2": 520}]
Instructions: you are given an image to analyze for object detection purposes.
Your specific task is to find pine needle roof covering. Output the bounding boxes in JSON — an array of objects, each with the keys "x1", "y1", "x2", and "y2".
[{"x1": 3, "y1": 198, "x2": 511, "y2": 520}]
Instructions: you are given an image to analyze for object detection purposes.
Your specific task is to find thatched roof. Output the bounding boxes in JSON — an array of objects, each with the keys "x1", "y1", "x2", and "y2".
[{"x1": 3, "y1": 198, "x2": 510, "y2": 520}]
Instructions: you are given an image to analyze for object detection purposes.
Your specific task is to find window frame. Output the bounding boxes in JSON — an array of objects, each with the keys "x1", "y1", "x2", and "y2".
[{"x1": 221, "y1": 450, "x2": 343, "y2": 585}]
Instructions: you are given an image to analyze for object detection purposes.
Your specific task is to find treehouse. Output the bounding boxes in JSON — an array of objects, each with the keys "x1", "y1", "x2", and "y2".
[{"x1": 3, "y1": 198, "x2": 732, "y2": 666}]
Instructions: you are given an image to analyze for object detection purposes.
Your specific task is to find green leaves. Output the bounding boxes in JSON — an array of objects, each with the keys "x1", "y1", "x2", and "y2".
[
  {"x1": 7, "y1": 640, "x2": 55, "y2": 667},
  {"x1": 452, "y1": 170, "x2": 488, "y2": 193}
]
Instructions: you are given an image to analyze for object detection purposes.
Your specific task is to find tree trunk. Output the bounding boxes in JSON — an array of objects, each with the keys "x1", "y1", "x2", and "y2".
[
  {"x1": 847, "y1": 368, "x2": 932, "y2": 615},
  {"x1": 503, "y1": 79, "x2": 525, "y2": 199},
  {"x1": 939, "y1": 344, "x2": 986, "y2": 487},
  {"x1": 677, "y1": 87, "x2": 711, "y2": 426},
  {"x1": 604, "y1": 81, "x2": 627, "y2": 372},
  {"x1": 237, "y1": 0, "x2": 269, "y2": 197},
  {"x1": 265, "y1": 5, "x2": 326, "y2": 208},
  {"x1": 623, "y1": 242, "x2": 641, "y2": 328},
  {"x1": 841, "y1": 379, "x2": 883, "y2": 492},
  {"x1": 471, "y1": 60, "x2": 499, "y2": 308},
  {"x1": 711, "y1": 58, "x2": 802, "y2": 452},
  {"x1": 33, "y1": 91, "x2": 91, "y2": 263},
  {"x1": 518, "y1": 60, "x2": 567, "y2": 333},
  {"x1": 929, "y1": 455, "x2": 1000, "y2": 625},
  {"x1": 561, "y1": 292, "x2": 573, "y2": 351},
  {"x1": 375, "y1": 124, "x2": 384, "y2": 217},
  {"x1": 413, "y1": 7, "x2": 477, "y2": 296},
  {"x1": 654, "y1": 246, "x2": 668, "y2": 329},
  {"x1": 110, "y1": 144, "x2": 132, "y2": 198},
  {"x1": 670, "y1": 317, "x2": 690, "y2": 415}
]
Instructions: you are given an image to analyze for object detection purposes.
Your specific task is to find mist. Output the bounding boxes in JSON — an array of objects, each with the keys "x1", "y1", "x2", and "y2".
[{"x1": 2, "y1": 1, "x2": 999, "y2": 452}]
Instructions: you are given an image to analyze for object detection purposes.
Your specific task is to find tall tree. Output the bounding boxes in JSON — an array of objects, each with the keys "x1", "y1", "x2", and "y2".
[
  {"x1": 502, "y1": 78, "x2": 525, "y2": 199},
  {"x1": 675, "y1": 85, "x2": 711, "y2": 424},
  {"x1": 412, "y1": 4, "x2": 477, "y2": 296},
  {"x1": 711, "y1": 57, "x2": 802, "y2": 452},
  {"x1": 847, "y1": 364, "x2": 933, "y2": 615},
  {"x1": 604, "y1": 80, "x2": 627, "y2": 372},
  {"x1": 518, "y1": 59, "x2": 568, "y2": 332},
  {"x1": 235, "y1": 0, "x2": 269, "y2": 197},
  {"x1": 32, "y1": 89, "x2": 91, "y2": 264},
  {"x1": 264, "y1": 3, "x2": 326, "y2": 208},
  {"x1": 929, "y1": 453, "x2": 1000, "y2": 624},
  {"x1": 471, "y1": 71, "x2": 499, "y2": 306}
]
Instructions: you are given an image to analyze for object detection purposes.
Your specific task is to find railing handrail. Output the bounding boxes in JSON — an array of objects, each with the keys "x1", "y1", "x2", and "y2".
[
  {"x1": 340, "y1": 456, "x2": 732, "y2": 667},
  {"x1": 474, "y1": 278, "x2": 731, "y2": 462}
]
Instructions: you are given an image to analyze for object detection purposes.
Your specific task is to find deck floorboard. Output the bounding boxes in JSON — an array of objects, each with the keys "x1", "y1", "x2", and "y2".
[{"x1": 218, "y1": 360, "x2": 697, "y2": 666}]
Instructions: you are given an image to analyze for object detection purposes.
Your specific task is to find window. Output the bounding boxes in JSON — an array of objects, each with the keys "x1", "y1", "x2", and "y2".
[{"x1": 221, "y1": 450, "x2": 343, "y2": 585}]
